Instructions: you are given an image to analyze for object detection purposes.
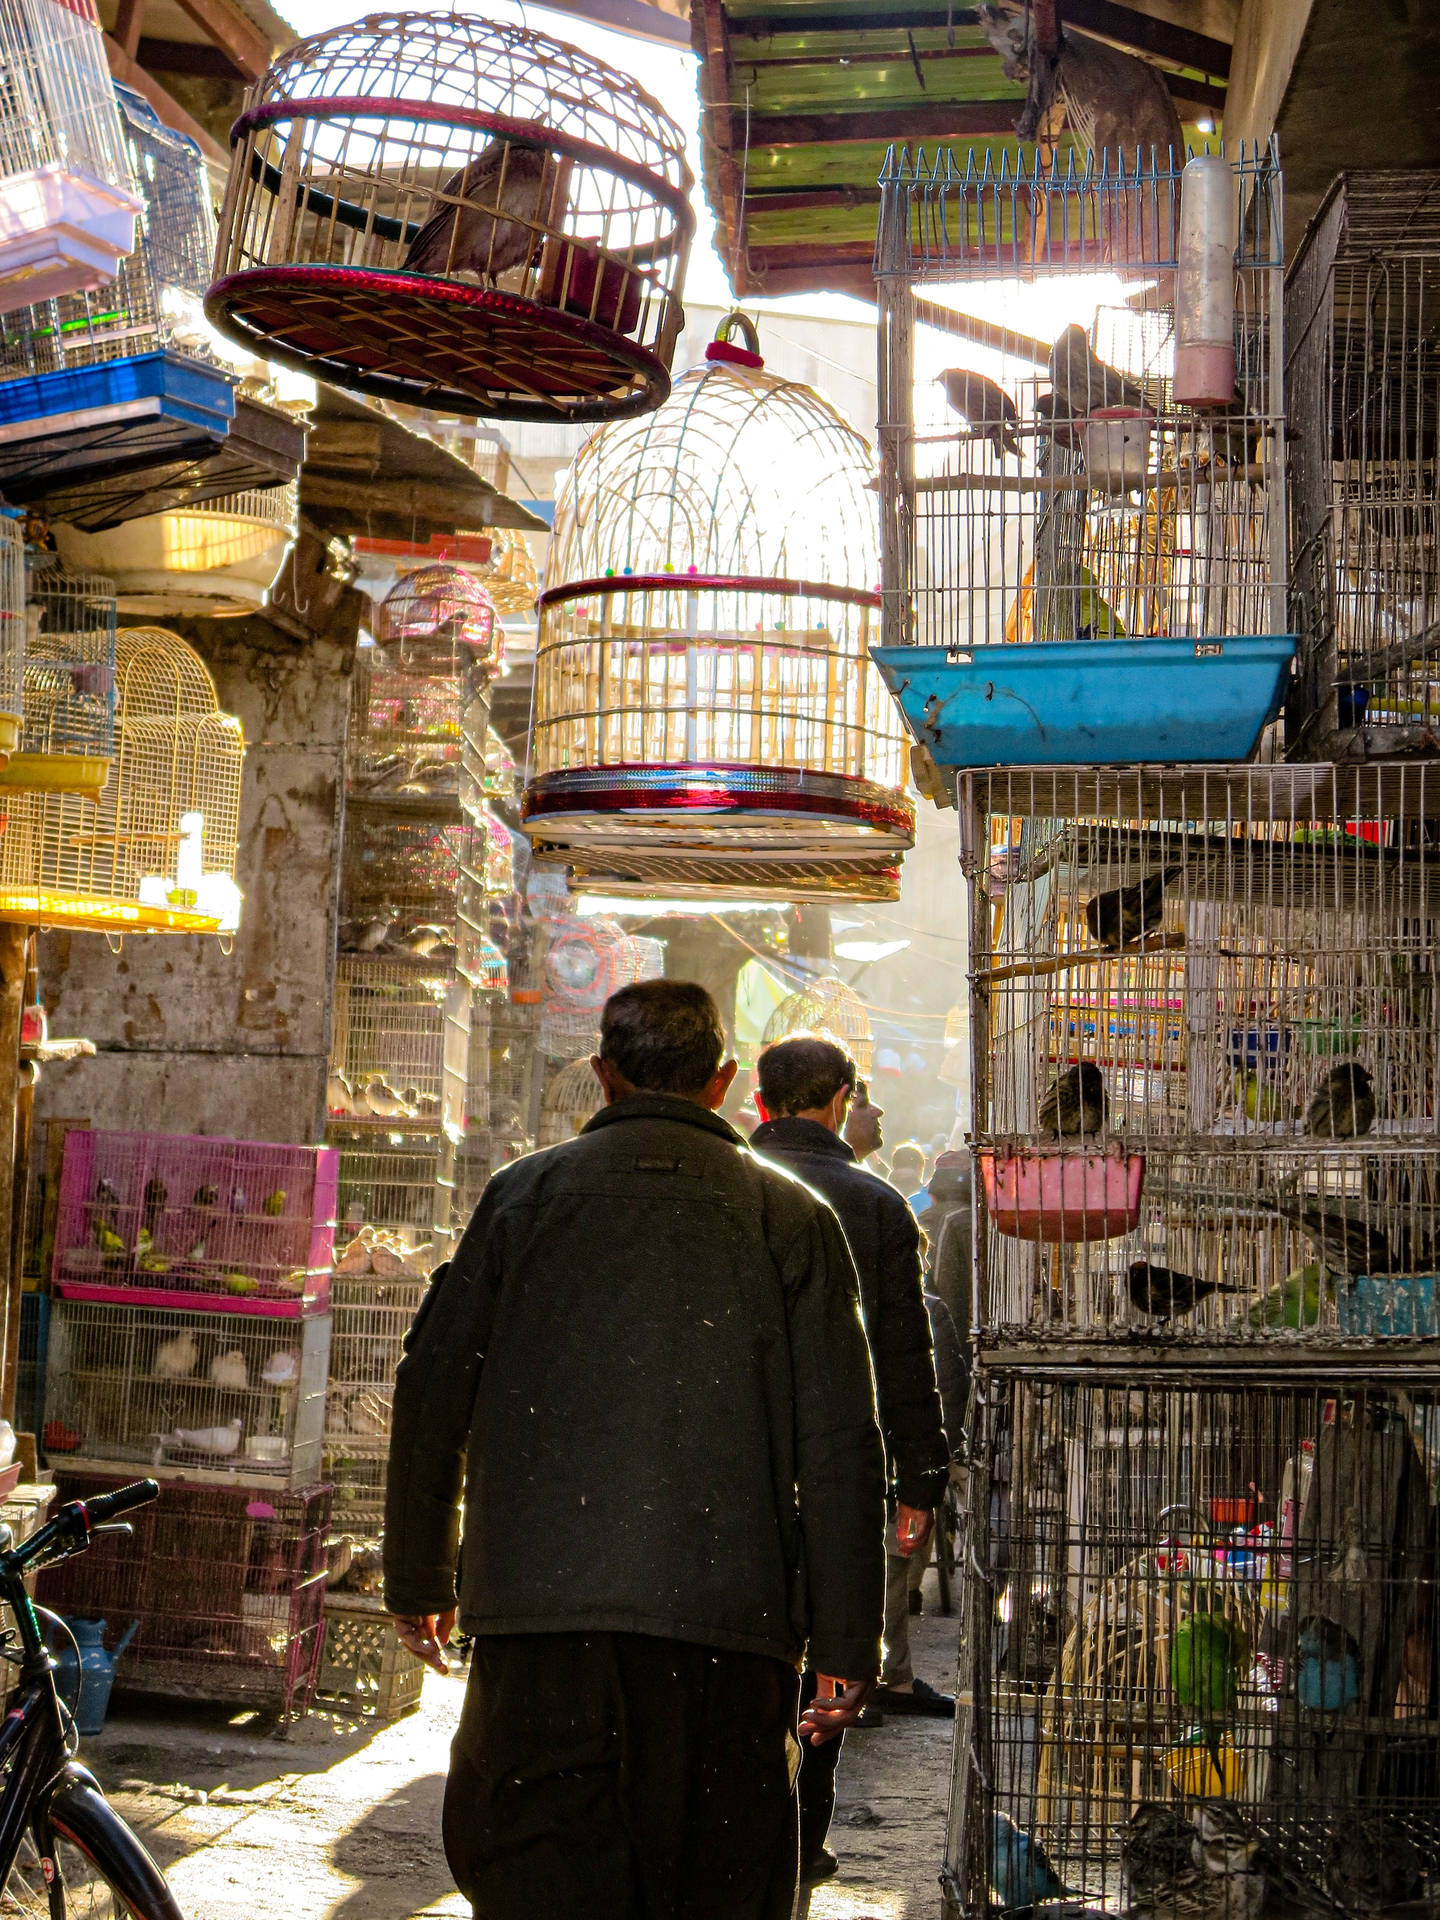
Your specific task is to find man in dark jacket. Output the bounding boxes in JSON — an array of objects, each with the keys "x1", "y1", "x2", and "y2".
[
  {"x1": 384, "y1": 981, "x2": 886, "y2": 1920},
  {"x1": 751, "y1": 1034, "x2": 953, "y2": 1885}
]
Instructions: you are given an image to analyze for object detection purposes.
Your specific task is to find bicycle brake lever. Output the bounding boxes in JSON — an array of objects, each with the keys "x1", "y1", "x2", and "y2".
[{"x1": 91, "y1": 1522, "x2": 134, "y2": 1538}]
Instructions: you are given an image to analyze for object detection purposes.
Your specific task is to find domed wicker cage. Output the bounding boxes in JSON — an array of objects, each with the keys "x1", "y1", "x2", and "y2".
[
  {"x1": 538, "y1": 1054, "x2": 603, "y2": 1147},
  {"x1": 208, "y1": 12, "x2": 693, "y2": 422},
  {"x1": 523, "y1": 318, "x2": 915, "y2": 902},
  {"x1": 0, "y1": 624, "x2": 244, "y2": 931},
  {"x1": 55, "y1": 482, "x2": 298, "y2": 618},
  {"x1": 472, "y1": 527, "x2": 538, "y2": 617},
  {"x1": 761, "y1": 974, "x2": 873, "y2": 1077},
  {"x1": 0, "y1": 83, "x2": 216, "y2": 377},
  {"x1": 0, "y1": 512, "x2": 24, "y2": 756},
  {"x1": 1, "y1": 562, "x2": 116, "y2": 794},
  {"x1": 0, "y1": 0, "x2": 141, "y2": 311}
]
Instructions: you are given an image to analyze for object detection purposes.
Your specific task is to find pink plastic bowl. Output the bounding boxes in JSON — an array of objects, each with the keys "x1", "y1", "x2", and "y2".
[{"x1": 981, "y1": 1147, "x2": 1146, "y2": 1243}]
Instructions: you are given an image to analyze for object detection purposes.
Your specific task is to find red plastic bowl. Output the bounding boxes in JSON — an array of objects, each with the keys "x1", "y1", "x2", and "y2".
[
  {"x1": 1208, "y1": 1498, "x2": 1257, "y2": 1527},
  {"x1": 980, "y1": 1148, "x2": 1145, "y2": 1243}
]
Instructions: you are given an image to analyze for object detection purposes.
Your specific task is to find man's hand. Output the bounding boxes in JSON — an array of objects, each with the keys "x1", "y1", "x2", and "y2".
[
  {"x1": 390, "y1": 1608, "x2": 456, "y2": 1675},
  {"x1": 895, "y1": 1502, "x2": 934, "y2": 1559},
  {"x1": 798, "y1": 1675, "x2": 873, "y2": 1745}
]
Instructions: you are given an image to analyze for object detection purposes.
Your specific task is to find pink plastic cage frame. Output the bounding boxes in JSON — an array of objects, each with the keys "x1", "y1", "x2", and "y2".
[{"x1": 52, "y1": 1130, "x2": 338, "y2": 1316}]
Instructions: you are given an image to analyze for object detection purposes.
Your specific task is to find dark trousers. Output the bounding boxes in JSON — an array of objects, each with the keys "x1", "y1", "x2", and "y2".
[
  {"x1": 795, "y1": 1670, "x2": 843, "y2": 1868},
  {"x1": 444, "y1": 1630, "x2": 801, "y2": 1920}
]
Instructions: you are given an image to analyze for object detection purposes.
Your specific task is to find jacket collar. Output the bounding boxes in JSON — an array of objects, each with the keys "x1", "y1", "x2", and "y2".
[
  {"x1": 750, "y1": 1116, "x2": 856, "y2": 1162},
  {"x1": 581, "y1": 1092, "x2": 744, "y2": 1145}
]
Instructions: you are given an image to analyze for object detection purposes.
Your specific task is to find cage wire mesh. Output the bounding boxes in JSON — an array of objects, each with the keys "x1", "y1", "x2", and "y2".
[
  {"x1": 760, "y1": 973, "x2": 875, "y2": 1078},
  {"x1": 338, "y1": 810, "x2": 481, "y2": 957},
  {"x1": 0, "y1": 623, "x2": 245, "y2": 933},
  {"x1": 538, "y1": 1054, "x2": 603, "y2": 1147},
  {"x1": 323, "y1": 1271, "x2": 425, "y2": 1528},
  {"x1": 873, "y1": 145, "x2": 1291, "y2": 772},
  {"x1": 540, "y1": 915, "x2": 663, "y2": 1056},
  {"x1": 7, "y1": 560, "x2": 116, "y2": 789},
  {"x1": 950, "y1": 1374, "x2": 1440, "y2": 1920},
  {"x1": 331, "y1": 1136, "x2": 445, "y2": 1241},
  {"x1": 966, "y1": 764, "x2": 1440, "y2": 1352},
  {"x1": 38, "y1": 1472, "x2": 330, "y2": 1721},
  {"x1": 208, "y1": 12, "x2": 693, "y2": 420},
  {"x1": 328, "y1": 955, "x2": 452, "y2": 1126},
  {"x1": 0, "y1": 511, "x2": 23, "y2": 751},
  {"x1": 524, "y1": 332, "x2": 913, "y2": 900},
  {"x1": 1285, "y1": 173, "x2": 1440, "y2": 756},
  {"x1": 0, "y1": 0, "x2": 140, "y2": 311},
  {"x1": 0, "y1": 83, "x2": 216, "y2": 378}
]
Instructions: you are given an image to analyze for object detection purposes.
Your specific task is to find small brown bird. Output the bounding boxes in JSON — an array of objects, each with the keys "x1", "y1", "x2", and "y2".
[
  {"x1": 1037, "y1": 1062, "x2": 1108, "y2": 1139},
  {"x1": 1048, "y1": 323, "x2": 1149, "y2": 417},
  {"x1": 1128, "y1": 1261, "x2": 1241, "y2": 1324},
  {"x1": 937, "y1": 368, "x2": 1022, "y2": 459},
  {"x1": 402, "y1": 140, "x2": 551, "y2": 280},
  {"x1": 1305, "y1": 1060, "x2": 1376, "y2": 1140},
  {"x1": 1085, "y1": 863, "x2": 1180, "y2": 951}
]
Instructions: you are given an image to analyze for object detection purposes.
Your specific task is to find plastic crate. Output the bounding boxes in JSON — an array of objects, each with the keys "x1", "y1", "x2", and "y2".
[
  {"x1": 51, "y1": 1130, "x2": 337, "y2": 1317},
  {"x1": 1336, "y1": 1272, "x2": 1440, "y2": 1338},
  {"x1": 317, "y1": 1592, "x2": 425, "y2": 1718}
]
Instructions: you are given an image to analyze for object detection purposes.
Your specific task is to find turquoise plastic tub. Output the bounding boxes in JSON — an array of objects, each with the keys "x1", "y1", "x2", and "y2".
[
  {"x1": 1336, "y1": 1274, "x2": 1440, "y2": 1338},
  {"x1": 871, "y1": 635, "x2": 1295, "y2": 768}
]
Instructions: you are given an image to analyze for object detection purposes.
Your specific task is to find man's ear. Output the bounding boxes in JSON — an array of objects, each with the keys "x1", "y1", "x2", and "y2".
[
  {"x1": 592, "y1": 1056, "x2": 629, "y2": 1105},
  {"x1": 699, "y1": 1058, "x2": 740, "y2": 1110},
  {"x1": 754, "y1": 1092, "x2": 771, "y2": 1124}
]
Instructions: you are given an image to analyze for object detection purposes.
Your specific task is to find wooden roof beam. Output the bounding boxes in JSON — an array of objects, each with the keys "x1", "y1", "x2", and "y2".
[
  {"x1": 1061, "y1": 0, "x2": 1232, "y2": 78},
  {"x1": 103, "y1": 34, "x2": 227, "y2": 160},
  {"x1": 749, "y1": 101, "x2": 1021, "y2": 145},
  {"x1": 167, "y1": 0, "x2": 270, "y2": 81}
]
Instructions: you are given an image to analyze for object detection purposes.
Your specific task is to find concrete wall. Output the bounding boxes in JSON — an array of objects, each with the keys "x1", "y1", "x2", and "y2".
[{"x1": 32, "y1": 614, "x2": 357, "y2": 1147}]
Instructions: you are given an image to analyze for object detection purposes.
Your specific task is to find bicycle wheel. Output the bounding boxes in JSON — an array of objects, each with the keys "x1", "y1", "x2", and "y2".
[
  {"x1": 1, "y1": 1780, "x2": 183, "y2": 1920},
  {"x1": 2, "y1": 1830, "x2": 133, "y2": 1917}
]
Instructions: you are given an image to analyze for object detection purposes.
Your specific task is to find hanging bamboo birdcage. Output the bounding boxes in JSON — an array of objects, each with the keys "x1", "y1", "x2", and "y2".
[
  {"x1": 471, "y1": 527, "x2": 538, "y2": 617},
  {"x1": 207, "y1": 13, "x2": 693, "y2": 422},
  {"x1": 0, "y1": 83, "x2": 215, "y2": 379},
  {"x1": 0, "y1": 0, "x2": 141, "y2": 312},
  {"x1": 0, "y1": 510, "x2": 24, "y2": 756},
  {"x1": 54, "y1": 482, "x2": 298, "y2": 618},
  {"x1": 523, "y1": 317, "x2": 915, "y2": 902},
  {"x1": 1, "y1": 561, "x2": 116, "y2": 794},
  {"x1": 760, "y1": 973, "x2": 873, "y2": 1077},
  {"x1": 538, "y1": 1055, "x2": 603, "y2": 1147},
  {"x1": 0, "y1": 624, "x2": 244, "y2": 932}
]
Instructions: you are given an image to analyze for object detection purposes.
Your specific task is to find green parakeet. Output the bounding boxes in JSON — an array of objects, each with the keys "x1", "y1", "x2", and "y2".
[
  {"x1": 1171, "y1": 1609, "x2": 1248, "y2": 1790},
  {"x1": 1247, "y1": 1262, "x2": 1324, "y2": 1331}
]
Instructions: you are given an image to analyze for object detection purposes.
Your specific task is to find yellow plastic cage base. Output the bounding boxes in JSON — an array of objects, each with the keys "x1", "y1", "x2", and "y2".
[
  {"x1": 0, "y1": 753, "x2": 112, "y2": 796},
  {"x1": 0, "y1": 890, "x2": 220, "y2": 933}
]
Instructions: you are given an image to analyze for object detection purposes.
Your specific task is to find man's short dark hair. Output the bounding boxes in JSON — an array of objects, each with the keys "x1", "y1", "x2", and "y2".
[
  {"x1": 757, "y1": 1033, "x2": 856, "y2": 1117},
  {"x1": 599, "y1": 980, "x2": 725, "y2": 1094}
]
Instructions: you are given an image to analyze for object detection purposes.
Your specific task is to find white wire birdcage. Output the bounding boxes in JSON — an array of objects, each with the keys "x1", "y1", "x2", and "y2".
[
  {"x1": 538, "y1": 1054, "x2": 603, "y2": 1147},
  {"x1": 964, "y1": 763, "x2": 1440, "y2": 1355},
  {"x1": 0, "y1": 624, "x2": 244, "y2": 933},
  {"x1": 208, "y1": 12, "x2": 692, "y2": 422},
  {"x1": 1286, "y1": 173, "x2": 1440, "y2": 757},
  {"x1": 0, "y1": 510, "x2": 24, "y2": 754},
  {"x1": 328, "y1": 955, "x2": 452, "y2": 1127},
  {"x1": 0, "y1": 0, "x2": 140, "y2": 311},
  {"x1": 54, "y1": 481, "x2": 298, "y2": 617},
  {"x1": 1, "y1": 560, "x2": 116, "y2": 793},
  {"x1": 523, "y1": 315, "x2": 914, "y2": 901},
  {"x1": 873, "y1": 144, "x2": 1294, "y2": 771},
  {"x1": 539, "y1": 914, "x2": 663, "y2": 1056},
  {"x1": 760, "y1": 973, "x2": 874, "y2": 1078},
  {"x1": 0, "y1": 83, "x2": 216, "y2": 379}
]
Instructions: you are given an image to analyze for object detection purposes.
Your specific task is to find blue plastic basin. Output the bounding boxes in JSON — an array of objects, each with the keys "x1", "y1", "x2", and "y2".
[
  {"x1": 871, "y1": 636, "x2": 1296, "y2": 768},
  {"x1": 1336, "y1": 1273, "x2": 1440, "y2": 1338}
]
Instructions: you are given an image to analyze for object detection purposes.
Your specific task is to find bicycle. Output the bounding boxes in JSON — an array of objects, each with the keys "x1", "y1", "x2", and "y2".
[{"x1": 0, "y1": 1476, "x2": 183, "y2": 1918}]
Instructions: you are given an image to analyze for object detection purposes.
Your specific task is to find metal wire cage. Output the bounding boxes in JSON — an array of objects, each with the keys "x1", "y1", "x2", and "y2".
[
  {"x1": 471, "y1": 526, "x2": 538, "y2": 616},
  {"x1": 0, "y1": 511, "x2": 24, "y2": 754},
  {"x1": 323, "y1": 1270, "x2": 427, "y2": 1530},
  {"x1": 0, "y1": 623, "x2": 245, "y2": 933},
  {"x1": 540, "y1": 914, "x2": 663, "y2": 1056},
  {"x1": 328, "y1": 954, "x2": 453, "y2": 1128},
  {"x1": 760, "y1": 972, "x2": 874, "y2": 1078},
  {"x1": 965, "y1": 763, "x2": 1440, "y2": 1356},
  {"x1": 1285, "y1": 173, "x2": 1440, "y2": 758},
  {"x1": 873, "y1": 145, "x2": 1293, "y2": 772},
  {"x1": 0, "y1": 0, "x2": 140, "y2": 311},
  {"x1": 0, "y1": 83, "x2": 217, "y2": 379},
  {"x1": 207, "y1": 11, "x2": 693, "y2": 422},
  {"x1": 524, "y1": 324, "x2": 914, "y2": 901},
  {"x1": 55, "y1": 481, "x2": 298, "y2": 618},
  {"x1": 537, "y1": 1054, "x2": 603, "y2": 1147},
  {"x1": 948, "y1": 1375, "x2": 1440, "y2": 1920},
  {"x1": 3, "y1": 560, "x2": 115, "y2": 792}
]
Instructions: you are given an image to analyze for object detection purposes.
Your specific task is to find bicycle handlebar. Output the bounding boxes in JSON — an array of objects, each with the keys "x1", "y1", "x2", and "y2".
[
  {"x1": 78, "y1": 1481, "x2": 160, "y2": 1529},
  {"x1": 1, "y1": 1479, "x2": 160, "y2": 1587}
]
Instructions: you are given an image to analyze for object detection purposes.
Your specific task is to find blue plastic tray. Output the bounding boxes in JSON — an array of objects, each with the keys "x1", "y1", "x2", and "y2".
[
  {"x1": 871, "y1": 636, "x2": 1295, "y2": 768},
  {"x1": 1336, "y1": 1273, "x2": 1440, "y2": 1338}
]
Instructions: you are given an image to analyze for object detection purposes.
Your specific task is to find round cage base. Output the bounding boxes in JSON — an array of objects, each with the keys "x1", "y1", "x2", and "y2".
[
  {"x1": 0, "y1": 753, "x2": 112, "y2": 796},
  {"x1": 112, "y1": 585, "x2": 264, "y2": 620},
  {"x1": 0, "y1": 716, "x2": 18, "y2": 757},
  {"x1": 206, "y1": 270, "x2": 671, "y2": 423},
  {"x1": 522, "y1": 766, "x2": 915, "y2": 853},
  {"x1": 530, "y1": 845, "x2": 904, "y2": 904},
  {"x1": 0, "y1": 888, "x2": 219, "y2": 933}
]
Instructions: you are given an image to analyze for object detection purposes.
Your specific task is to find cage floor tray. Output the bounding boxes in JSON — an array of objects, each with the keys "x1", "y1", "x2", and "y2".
[
  {"x1": 981, "y1": 1148, "x2": 1145, "y2": 1242},
  {"x1": 872, "y1": 637, "x2": 1295, "y2": 768}
]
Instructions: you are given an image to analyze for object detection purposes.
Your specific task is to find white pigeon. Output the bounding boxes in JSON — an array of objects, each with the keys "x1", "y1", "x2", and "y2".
[
  {"x1": 363, "y1": 1076, "x2": 415, "y2": 1120},
  {"x1": 167, "y1": 1417, "x2": 242, "y2": 1456},
  {"x1": 348, "y1": 1388, "x2": 390, "y2": 1436},
  {"x1": 154, "y1": 1331, "x2": 198, "y2": 1379},
  {"x1": 326, "y1": 1070, "x2": 353, "y2": 1116},
  {"x1": 262, "y1": 1346, "x2": 301, "y2": 1387},
  {"x1": 208, "y1": 1349, "x2": 249, "y2": 1392}
]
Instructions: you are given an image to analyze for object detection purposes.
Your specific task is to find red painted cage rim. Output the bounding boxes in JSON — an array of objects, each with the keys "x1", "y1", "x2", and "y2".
[
  {"x1": 523, "y1": 765, "x2": 914, "y2": 834},
  {"x1": 229, "y1": 101, "x2": 696, "y2": 229},
  {"x1": 537, "y1": 573, "x2": 882, "y2": 612}
]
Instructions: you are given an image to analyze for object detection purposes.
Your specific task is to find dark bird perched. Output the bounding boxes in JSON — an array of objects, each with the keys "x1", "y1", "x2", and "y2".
[
  {"x1": 141, "y1": 1175, "x2": 168, "y2": 1238},
  {"x1": 1305, "y1": 1059, "x2": 1376, "y2": 1140},
  {"x1": 402, "y1": 139, "x2": 551, "y2": 280},
  {"x1": 1037, "y1": 1062, "x2": 1108, "y2": 1139},
  {"x1": 1034, "y1": 391, "x2": 1084, "y2": 452},
  {"x1": 1128, "y1": 1262, "x2": 1241, "y2": 1325},
  {"x1": 1326, "y1": 1815, "x2": 1423, "y2": 1911},
  {"x1": 1085, "y1": 863, "x2": 1181, "y2": 951},
  {"x1": 1048, "y1": 323, "x2": 1149, "y2": 417},
  {"x1": 1269, "y1": 1193, "x2": 1425, "y2": 1277},
  {"x1": 1119, "y1": 1801, "x2": 1203, "y2": 1905},
  {"x1": 937, "y1": 368, "x2": 1022, "y2": 459}
]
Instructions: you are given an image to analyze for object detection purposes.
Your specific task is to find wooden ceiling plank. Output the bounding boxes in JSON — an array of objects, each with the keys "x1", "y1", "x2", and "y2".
[
  {"x1": 750, "y1": 100, "x2": 1020, "y2": 142},
  {"x1": 167, "y1": 0, "x2": 271, "y2": 81},
  {"x1": 1061, "y1": 0, "x2": 1232, "y2": 78}
]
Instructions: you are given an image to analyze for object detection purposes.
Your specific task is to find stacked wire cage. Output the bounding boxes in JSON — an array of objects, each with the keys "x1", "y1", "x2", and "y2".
[
  {"x1": 523, "y1": 313, "x2": 914, "y2": 902},
  {"x1": 873, "y1": 145, "x2": 1293, "y2": 775},
  {"x1": 1286, "y1": 173, "x2": 1440, "y2": 758}
]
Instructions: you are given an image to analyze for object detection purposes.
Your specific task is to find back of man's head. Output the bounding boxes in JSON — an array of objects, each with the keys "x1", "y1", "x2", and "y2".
[
  {"x1": 599, "y1": 980, "x2": 725, "y2": 1097},
  {"x1": 889, "y1": 1141, "x2": 927, "y2": 1179},
  {"x1": 756, "y1": 1033, "x2": 855, "y2": 1118}
]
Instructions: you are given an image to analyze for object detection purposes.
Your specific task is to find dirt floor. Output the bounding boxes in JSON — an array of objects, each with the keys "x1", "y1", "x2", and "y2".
[{"x1": 85, "y1": 1566, "x2": 958, "y2": 1920}]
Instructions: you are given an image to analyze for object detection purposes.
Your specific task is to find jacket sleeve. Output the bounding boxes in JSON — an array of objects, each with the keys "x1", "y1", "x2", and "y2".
[
  {"x1": 783, "y1": 1204, "x2": 887, "y2": 1682},
  {"x1": 382, "y1": 1189, "x2": 503, "y2": 1616},
  {"x1": 924, "y1": 1291, "x2": 970, "y2": 1453},
  {"x1": 871, "y1": 1193, "x2": 950, "y2": 1510}
]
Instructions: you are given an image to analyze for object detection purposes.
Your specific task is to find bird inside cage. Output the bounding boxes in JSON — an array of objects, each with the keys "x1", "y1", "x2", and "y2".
[{"x1": 402, "y1": 139, "x2": 564, "y2": 287}]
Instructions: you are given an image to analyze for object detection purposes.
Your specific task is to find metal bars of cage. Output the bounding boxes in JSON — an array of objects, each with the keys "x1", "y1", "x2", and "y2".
[
  {"x1": 1285, "y1": 173, "x2": 1440, "y2": 758},
  {"x1": 945, "y1": 1374, "x2": 1440, "y2": 1918}
]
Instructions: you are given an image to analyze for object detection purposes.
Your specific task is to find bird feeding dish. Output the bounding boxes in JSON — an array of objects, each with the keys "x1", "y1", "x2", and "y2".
[
  {"x1": 1082, "y1": 408, "x2": 1153, "y2": 495},
  {"x1": 981, "y1": 1147, "x2": 1145, "y2": 1243},
  {"x1": 206, "y1": 14, "x2": 693, "y2": 422},
  {"x1": 872, "y1": 637, "x2": 1295, "y2": 769}
]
